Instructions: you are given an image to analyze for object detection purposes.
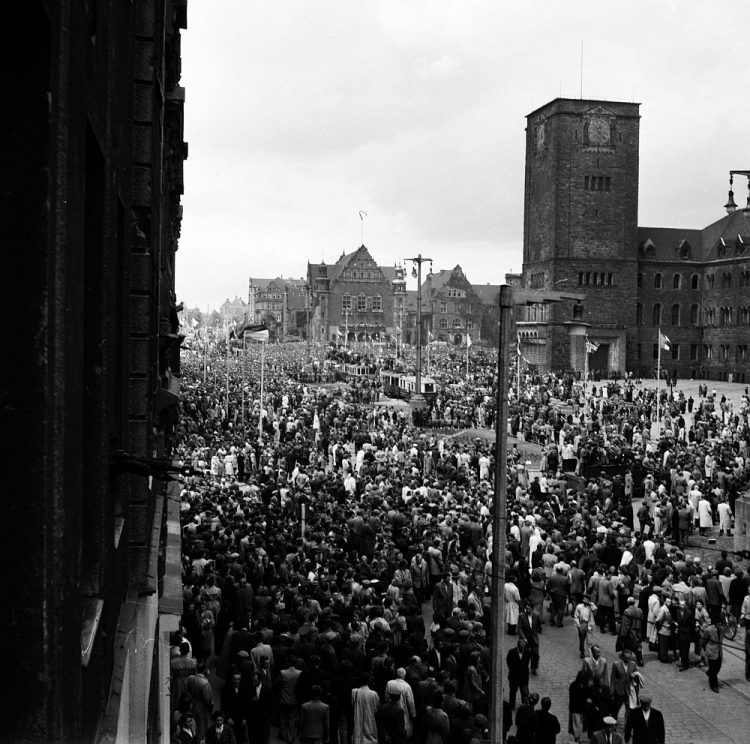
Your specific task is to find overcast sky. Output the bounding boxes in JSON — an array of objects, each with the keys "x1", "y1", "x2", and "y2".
[{"x1": 177, "y1": 1, "x2": 746, "y2": 311}]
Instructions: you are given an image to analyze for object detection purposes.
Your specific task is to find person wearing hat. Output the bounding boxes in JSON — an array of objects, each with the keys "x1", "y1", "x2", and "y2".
[
  {"x1": 624, "y1": 694, "x2": 664, "y2": 744},
  {"x1": 518, "y1": 599, "x2": 543, "y2": 676},
  {"x1": 384, "y1": 669, "x2": 416, "y2": 740},
  {"x1": 591, "y1": 715, "x2": 624, "y2": 744},
  {"x1": 378, "y1": 689, "x2": 407, "y2": 744}
]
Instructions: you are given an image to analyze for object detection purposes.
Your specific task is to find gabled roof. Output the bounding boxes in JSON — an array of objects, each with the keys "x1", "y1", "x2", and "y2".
[{"x1": 472, "y1": 284, "x2": 502, "y2": 305}]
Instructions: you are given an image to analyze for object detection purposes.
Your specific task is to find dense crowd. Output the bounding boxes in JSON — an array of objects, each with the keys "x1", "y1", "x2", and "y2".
[{"x1": 170, "y1": 338, "x2": 750, "y2": 744}]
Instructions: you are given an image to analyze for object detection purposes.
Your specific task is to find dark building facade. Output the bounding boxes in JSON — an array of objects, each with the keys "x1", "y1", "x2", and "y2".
[
  {"x1": 519, "y1": 97, "x2": 750, "y2": 381},
  {"x1": 3, "y1": 2, "x2": 187, "y2": 742}
]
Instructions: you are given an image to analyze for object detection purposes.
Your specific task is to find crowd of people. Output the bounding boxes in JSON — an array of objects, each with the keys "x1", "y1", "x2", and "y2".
[{"x1": 170, "y1": 337, "x2": 750, "y2": 744}]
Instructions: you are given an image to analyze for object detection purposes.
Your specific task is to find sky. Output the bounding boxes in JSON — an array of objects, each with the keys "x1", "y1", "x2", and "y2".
[{"x1": 177, "y1": 1, "x2": 747, "y2": 312}]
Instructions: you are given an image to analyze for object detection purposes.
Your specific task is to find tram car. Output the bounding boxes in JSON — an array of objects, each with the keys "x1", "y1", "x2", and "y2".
[
  {"x1": 336, "y1": 362, "x2": 378, "y2": 382},
  {"x1": 380, "y1": 371, "x2": 437, "y2": 401}
]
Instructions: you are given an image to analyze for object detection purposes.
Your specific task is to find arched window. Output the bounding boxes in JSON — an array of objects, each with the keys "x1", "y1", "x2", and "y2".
[
  {"x1": 704, "y1": 304, "x2": 716, "y2": 326},
  {"x1": 652, "y1": 303, "x2": 662, "y2": 326},
  {"x1": 691, "y1": 274, "x2": 700, "y2": 290},
  {"x1": 452, "y1": 318, "x2": 462, "y2": 328},
  {"x1": 706, "y1": 274, "x2": 715, "y2": 289},
  {"x1": 690, "y1": 304, "x2": 700, "y2": 325},
  {"x1": 654, "y1": 273, "x2": 663, "y2": 289},
  {"x1": 740, "y1": 305, "x2": 750, "y2": 325},
  {"x1": 671, "y1": 304, "x2": 680, "y2": 326},
  {"x1": 635, "y1": 303, "x2": 643, "y2": 325},
  {"x1": 673, "y1": 273, "x2": 681, "y2": 289}
]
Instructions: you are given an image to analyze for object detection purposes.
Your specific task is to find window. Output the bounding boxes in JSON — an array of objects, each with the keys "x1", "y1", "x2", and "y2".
[
  {"x1": 722, "y1": 272, "x2": 732, "y2": 289},
  {"x1": 671, "y1": 344, "x2": 680, "y2": 361},
  {"x1": 357, "y1": 293, "x2": 366, "y2": 312},
  {"x1": 652, "y1": 344, "x2": 659, "y2": 360},
  {"x1": 691, "y1": 274, "x2": 700, "y2": 290},
  {"x1": 690, "y1": 344, "x2": 698, "y2": 361},
  {"x1": 579, "y1": 272, "x2": 584, "y2": 285},
  {"x1": 654, "y1": 273, "x2": 662, "y2": 289},
  {"x1": 440, "y1": 302, "x2": 447, "y2": 313},
  {"x1": 342, "y1": 293, "x2": 351, "y2": 310},
  {"x1": 738, "y1": 345, "x2": 748, "y2": 362},
  {"x1": 637, "y1": 272, "x2": 643, "y2": 288},
  {"x1": 652, "y1": 303, "x2": 662, "y2": 326},
  {"x1": 706, "y1": 274, "x2": 714, "y2": 289},
  {"x1": 704, "y1": 305, "x2": 716, "y2": 325},
  {"x1": 372, "y1": 294, "x2": 382, "y2": 312},
  {"x1": 607, "y1": 273, "x2": 613, "y2": 285},
  {"x1": 704, "y1": 344, "x2": 713, "y2": 360},
  {"x1": 720, "y1": 306, "x2": 733, "y2": 326},
  {"x1": 636, "y1": 303, "x2": 643, "y2": 325},
  {"x1": 690, "y1": 304, "x2": 699, "y2": 325},
  {"x1": 671, "y1": 304, "x2": 680, "y2": 326},
  {"x1": 439, "y1": 318, "x2": 448, "y2": 329},
  {"x1": 467, "y1": 320, "x2": 475, "y2": 330},
  {"x1": 452, "y1": 318, "x2": 462, "y2": 328},
  {"x1": 673, "y1": 273, "x2": 681, "y2": 289},
  {"x1": 721, "y1": 344, "x2": 730, "y2": 361},
  {"x1": 741, "y1": 305, "x2": 750, "y2": 325}
]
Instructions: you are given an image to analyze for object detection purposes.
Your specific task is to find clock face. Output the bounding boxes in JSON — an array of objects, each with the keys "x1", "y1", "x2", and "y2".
[
  {"x1": 588, "y1": 117, "x2": 610, "y2": 146},
  {"x1": 536, "y1": 123, "x2": 546, "y2": 151}
]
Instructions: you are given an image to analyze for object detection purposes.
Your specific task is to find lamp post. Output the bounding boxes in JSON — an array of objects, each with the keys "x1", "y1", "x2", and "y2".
[
  {"x1": 489, "y1": 286, "x2": 587, "y2": 744},
  {"x1": 305, "y1": 284, "x2": 311, "y2": 364},
  {"x1": 405, "y1": 254, "x2": 432, "y2": 413}
]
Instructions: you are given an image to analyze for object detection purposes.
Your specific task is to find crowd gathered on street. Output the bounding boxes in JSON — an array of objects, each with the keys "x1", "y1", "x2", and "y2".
[{"x1": 170, "y1": 336, "x2": 750, "y2": 744}]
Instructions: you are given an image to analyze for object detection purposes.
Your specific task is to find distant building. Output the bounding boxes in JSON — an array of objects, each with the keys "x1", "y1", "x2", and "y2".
[
  {"x1": 247, "y1": 276, "x2": 307, "y2": 339},
  {"x1": 307, "y1": 245, "x2": 406, "y2": 344},
  {"x1": 519, "y1": 97, "x2": 750, "y2": 381},
  {"x1": 220, "y1": 295, "x2": 248, "y2": 327}
]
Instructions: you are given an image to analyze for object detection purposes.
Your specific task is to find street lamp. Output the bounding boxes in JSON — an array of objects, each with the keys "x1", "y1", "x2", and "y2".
[
  {"x1": 490, "y1": 286, "x2": 586, "y2": 744},
  {"x1": 405, "y1": 254, "x2": 432, "y2": 414}
]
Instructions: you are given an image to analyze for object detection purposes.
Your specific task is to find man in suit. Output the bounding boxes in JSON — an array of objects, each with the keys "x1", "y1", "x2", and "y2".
[
  {"x1": 247, "y1": 669, "x2": 274, "y2": 744},
  {"x1": 582, "y1": 645, "x2": 609, "y2": 690},
  {"x1": 298, "y1": 684, "x2": 330, "y2": 744},
  {"x1": 610, "y1": 649, "x2": 637, "y2": 724},
  {"x1": 432, "y1": 573, "x2": 454, "y2": 618},
  {"x1": 676, "y1": 599, "x2": 695, "y2": 671},
  {"x1": 378, "y1": 690, "x2": 408, "y2": 744},
  {"x1": 592, "y1": 715, "x2": 625, "y2": 744},
  {"x1": 506, "y1": 638, "x2": 532, "y2": 710},
  {"x1": 222, "y1": 670, "x2": 251, "y2": 744},
  {"x1": 624, "y1": 695, "x2": 665, "y2": 744},
  {"x1": 518, "y1": 600, "x2": 543, "y2": 676}
]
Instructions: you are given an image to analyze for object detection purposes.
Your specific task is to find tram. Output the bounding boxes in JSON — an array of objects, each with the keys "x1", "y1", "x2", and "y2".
[{"x1": 380, "y1": 371, "x2": 437, "y2": 402}]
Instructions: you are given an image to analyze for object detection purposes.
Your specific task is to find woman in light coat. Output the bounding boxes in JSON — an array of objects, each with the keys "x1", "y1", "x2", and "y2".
[{"x1": 504, "y1": 572, "x2": 521, "y2": 634}]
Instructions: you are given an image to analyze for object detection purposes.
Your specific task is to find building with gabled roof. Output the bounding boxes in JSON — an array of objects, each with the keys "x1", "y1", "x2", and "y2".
[{"x1": 307, "y1": 244, "x2": 406, "y2": 344}]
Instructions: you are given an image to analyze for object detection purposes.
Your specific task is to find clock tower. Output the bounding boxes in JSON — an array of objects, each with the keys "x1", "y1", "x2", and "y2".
[{"x1": 520, "y1": 97, "x2": 641, "y2": 373}]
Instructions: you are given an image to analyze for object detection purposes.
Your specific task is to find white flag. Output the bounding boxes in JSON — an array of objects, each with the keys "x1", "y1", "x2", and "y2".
[
  {"x1": 660, "y1": 331, "x2": 671, "y2": 351},
  {"x1": 466, "y1": 335, "x2": 472, "y2": 348}
]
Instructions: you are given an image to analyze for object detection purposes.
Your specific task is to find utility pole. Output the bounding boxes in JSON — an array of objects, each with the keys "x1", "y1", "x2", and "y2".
[
  {"x1": 306, "y1": 284, "x2": 311, "y2": 363},
  {"x1": 405, "y1": 254, "x2": 432, "y2": 413}
]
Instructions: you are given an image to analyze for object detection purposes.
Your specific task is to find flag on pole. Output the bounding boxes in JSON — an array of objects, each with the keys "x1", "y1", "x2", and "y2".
[
  {"x1": 466, "y1": 334, "x2": 472, "y2": 348},
  {"x1": 234, "y1": 322, "x2": 270, "y2": 342},
  {"x1": 517, "y1": 334, "x2": 522, "y2": 357},
  {"x1": 586, "y1": 339, "x2": 599, "y2": 353},
  {"x1": 190, "y1": 317, "x2": 199, "y2": 328},
  {"x1": 659, "y1": 331, "x2": 671, "y2": 350}
]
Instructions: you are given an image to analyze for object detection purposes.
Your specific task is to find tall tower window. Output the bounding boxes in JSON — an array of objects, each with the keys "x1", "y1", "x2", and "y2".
[
  {"x1": 652, "y1": 303, "x2": 662, "y2": 325},
  {"x1": 671, "y1": 304, "x2": 680, "y2": 326},
  {"x1": 673, "y1": 273, "x2": 681, "y2": 289},
  {"x1": 691, "y1": 274, "x2": 700, "y2": 290},
  {"x1": 654, "y1": 273, "x2": 663, "y2": 289}
]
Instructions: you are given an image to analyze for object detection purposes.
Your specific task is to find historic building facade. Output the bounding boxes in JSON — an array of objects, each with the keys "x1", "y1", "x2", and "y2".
[
  {"x1": 519, "y1": 97, "x2": 750, "y2": 381},
  {"x1": 403, "y1": 266, "x2": 499, "y2": 346},
  {"x1": 4, "y1": 3, "x2": 187, "y2": 742},
  {"x1": 307, "y1": 245, "x2": 406, "y2": 344},
  {"x1": 247, "y1": 277, "x2": 307, "y2": 339}
]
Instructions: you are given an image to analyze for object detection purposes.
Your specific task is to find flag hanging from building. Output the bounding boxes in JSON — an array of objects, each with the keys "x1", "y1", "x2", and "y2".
[
  {"x1": 586, "y1": 339, "x2": 599, "y2": 354},
  {"x1": 659, "y1": 331, "x2": 671, "y2": 350},
  {"x1": 234, "y1": 322, "x2": 269, "y2": 342}
]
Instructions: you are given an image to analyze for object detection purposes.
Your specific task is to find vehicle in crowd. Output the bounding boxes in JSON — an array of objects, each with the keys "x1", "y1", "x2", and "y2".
[
  {"x1": 380, "y1": 370, "x2": 437, "y2": 401},
  {"x1": 335, "y1": 362, "x2": 378, "y2": 382}
]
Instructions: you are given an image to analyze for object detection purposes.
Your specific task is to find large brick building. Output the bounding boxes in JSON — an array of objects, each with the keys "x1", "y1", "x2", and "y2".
[
  {"x1": 308, "y1": 245, "x2": 407, "y2": 344},
  {"x1": 3, "y1": 3, "x2": 187, "y2": 741},
  {"x1": 519, "y1": 97, "x2": 750, "y2": 382}
]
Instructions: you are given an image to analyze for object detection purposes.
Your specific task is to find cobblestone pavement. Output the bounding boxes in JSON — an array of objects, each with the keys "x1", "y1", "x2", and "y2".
[{"x1": 524, "y1": 602, "x2": 750, "y2": 743}]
